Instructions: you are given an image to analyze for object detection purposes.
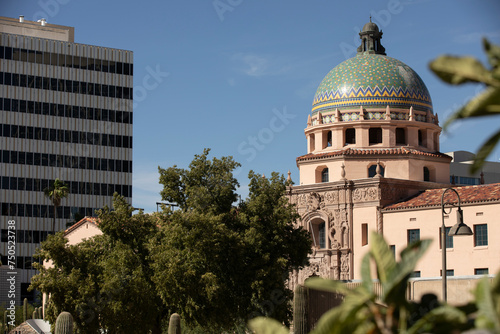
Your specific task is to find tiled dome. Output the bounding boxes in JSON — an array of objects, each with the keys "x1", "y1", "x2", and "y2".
[{"x1": 312, "y1": 54, "x2": 433, "y2": 115}]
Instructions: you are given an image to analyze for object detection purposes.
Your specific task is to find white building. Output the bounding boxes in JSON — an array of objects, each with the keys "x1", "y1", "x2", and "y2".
[
  {"x1": 0, "y1": 16, "x2": 133, "y2": 304},
  {"x1": 447, "y1": 150, "x2": 500, "y2": 185}
]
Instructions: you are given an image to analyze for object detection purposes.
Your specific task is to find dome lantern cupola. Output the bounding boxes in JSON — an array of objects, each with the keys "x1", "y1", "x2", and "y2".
[
  {"x1": 297, "y1": 20, "x2": 451, "y2": 186},
  {"x1": 357, "y1": 17, "x2": 386, "y2": 55}
]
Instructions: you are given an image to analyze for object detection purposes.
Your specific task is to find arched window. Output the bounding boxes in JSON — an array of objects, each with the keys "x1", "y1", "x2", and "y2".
[
  {"x1": 321, "y1": 168, "x2": 329, "y2": 183},
  {"x1": 318, "y1": 222, "x2": 326, "y2": 248},
  {"x1": 310, "y1": 219, "x2": 327, "y2": 249},
  {"x1": 418, "y1": 130, "x2": 424, "y2": 147},
  {"x1": 368, "y1": 164, "x2": 385, "y2": 177},
  {"x1": 327, "y1": 131, "x2": 332, "y2": 147},
  {"x1": 345, "y1": 128, "x2": 356, "y2": 145},
  {"x1": 423, "y1": 167, "x2": 430, "y2": 181},
  {"x1": 363, "y1": 39, "x2": 367, "y2": 51}
]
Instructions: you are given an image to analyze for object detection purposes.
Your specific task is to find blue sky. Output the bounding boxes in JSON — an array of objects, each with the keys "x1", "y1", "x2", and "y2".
[{"x1": 2, "y1": 0, "x2": 500, "y2": 213}]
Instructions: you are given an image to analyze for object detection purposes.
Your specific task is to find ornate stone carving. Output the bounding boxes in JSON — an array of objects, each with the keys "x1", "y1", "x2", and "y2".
[
  {"x1": 305, "y1": 261, "x2": 320, "y2": 278},
  {"x1": 298, "y1": 194, "x2": 308, "y2": 207},
  {"x1": 353, "y1": 187, "x2": 379, "y2": 202},
  {"x1": 367, "y1": 187, "x2": 378, "y2": 199},
  {"x1": 333, "y1": 265, "x2": 340, "y2": 280},
  {"x1": 340, "y1": 253, "x2": 350, "y2": 280},
  {"x1": 306, "y1": 192, "x2": 322, "y2": 211},
  {"x1": 377, "y1": 206, "x2": 383, "y2": 234},
  {"x1": 319, "y1": 257, "x2": 330, "y2": 277},
  {"x1": 329, "y1": 226, "x2": 341, "y2": 249},
  {"x1": 324, "y1": 191, "x2": 338, "y2": 204},
  {"x1": 331, "y1": 251, "x2": 340, "y2": 280},
  {"x1": 334, "y1": 209, "x2": 341, "y2": 222},
  {"x1": 341, "y1": 221, "x2": 349, "y2": 248}
]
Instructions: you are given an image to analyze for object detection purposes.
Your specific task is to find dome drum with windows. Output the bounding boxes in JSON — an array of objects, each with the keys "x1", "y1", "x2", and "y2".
[{"x1": 298, "y1": 20, "x2": 451, "y2": 185}]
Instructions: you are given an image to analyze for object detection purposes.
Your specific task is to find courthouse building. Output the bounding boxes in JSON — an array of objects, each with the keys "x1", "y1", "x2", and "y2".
[
  {"x1": 288, "y1": 19, "x2": 500, "y2": 298},
  {"x1": 0, "y1": 16, "x2": 133, "y2": 303}
]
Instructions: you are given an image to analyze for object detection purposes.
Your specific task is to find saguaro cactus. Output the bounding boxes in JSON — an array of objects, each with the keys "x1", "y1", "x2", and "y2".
[
  {"x1": 168, "y1": 313, "x2": 181, "y2": 334},
  {"x1": 55, "y1": 311, "x2": 74, "y2": 334},
  {"x1": 23, "y1": 298, "x2": 28, "y2": 322},
  {"x1": 293, "y1": 284, "x2": 309, "y2": 334},
  {"x1": 32, "y1": 309, "x2": 37, "y2": 319}
]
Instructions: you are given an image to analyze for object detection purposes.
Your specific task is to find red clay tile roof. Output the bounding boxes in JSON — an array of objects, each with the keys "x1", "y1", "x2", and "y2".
[
  {"x1": 384, "y1": 183, "x2": 500, "y2": 210},
  {"x1": 296, "y1": 147, "x2": 452, "y2": 162},
  {"x1": 64, "y1": 216, "x2": 99, "y2": 235}
]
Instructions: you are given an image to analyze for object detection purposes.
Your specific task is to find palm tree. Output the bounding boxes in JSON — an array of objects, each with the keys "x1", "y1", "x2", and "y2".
[{"x1": 43, "y1": 178, "x2": 69, "y2": 234}]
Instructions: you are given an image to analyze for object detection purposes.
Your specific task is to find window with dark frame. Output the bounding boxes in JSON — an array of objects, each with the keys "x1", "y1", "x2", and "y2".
[
  {"x1": 345, "y1": 128, "x2": 356, "y2": 145},
  {"x1": 474, "y1": 224, "x2": 488, "y2": 246},
  {"x1": 474, "y1": 268, "x2": 489, "y2": 275},
  {"x1": 321, "y1": 168, "x2": 329, "y2": 183},
  {"x1": 407, "y1": 229, "x2": 420, "y2": 244}
]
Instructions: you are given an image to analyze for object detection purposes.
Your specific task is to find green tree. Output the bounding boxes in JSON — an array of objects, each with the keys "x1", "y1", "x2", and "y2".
[
  {"x1": 152, "y1": 149, "x2": 311, "y2": 331},
  {"x1": 32, "y1": 149, "x2": 311, "y2": 333},
  {"x1": 430, "y1": 38, "x2": 500, "y2": 173},
  {"x1": 43, "y1": 178, "x2": 69, "y2": 234},
  {"x1": 158, "y1": 148, "x2": 240, "y2": 214},
  {"x1": 31, "y1": 195, "x2": 165, "y2": 334}
]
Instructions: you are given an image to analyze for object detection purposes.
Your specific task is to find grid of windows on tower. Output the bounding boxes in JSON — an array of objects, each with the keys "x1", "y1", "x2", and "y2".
[
  {"x1": 1, "y1": 150, "x2": 132, "y2": 173},
  {"x1": 1, "y1": 229, "x2": 51, "y2": 244},
  {"x1": 0, "y1": 124, "x2": 133, "y2": 149},
  {"x1": 1, "y1": 178, "x2": 131, "y2": 197},
  {"x1": 1, "y1": 203, "x2": 102, "y2": 219},
  {"x1": 450, "y1": 176, "x2": 480, "y2": 185},
  {"x1": 0, "y1": 98, "x2": 133, "y2": 124},
  {"x1": 0, "y1": 46, "x2": 133, "y2": 76},
  {"x1": 0, "y1": 72, "x2": 132, "y2": 99},
  {"x1": 0, "y1": 255, "x2": 42, "y2": 270}
]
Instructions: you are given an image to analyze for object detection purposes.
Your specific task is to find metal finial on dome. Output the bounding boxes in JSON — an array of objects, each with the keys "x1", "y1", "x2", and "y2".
[{"x1": 357, "y1": 19, "x2": 386, "y2": 55}]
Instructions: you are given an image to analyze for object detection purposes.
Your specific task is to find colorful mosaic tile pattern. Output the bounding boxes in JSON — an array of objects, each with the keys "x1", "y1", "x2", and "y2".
[
  {"x1": 312, "y1": 54, "x2": 433, "y2": 114},
  {"x1": 318, "y1": 111, "x2": 427, "y2": 123}
]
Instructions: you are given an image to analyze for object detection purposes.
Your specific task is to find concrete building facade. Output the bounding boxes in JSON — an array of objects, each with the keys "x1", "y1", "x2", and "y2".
[
  {"x1": 0, "y1": 16, "x2": 133, "y2": 304},
  {"x1": 447, "y1": 150, "x2": 500, "y2": 185}
]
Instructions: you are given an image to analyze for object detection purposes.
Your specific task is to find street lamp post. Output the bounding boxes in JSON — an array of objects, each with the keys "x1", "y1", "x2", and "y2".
[
  {"x1": 156, "y1": 201, "x2": 178, "y2": 212},
  {"x1": 441, "y1": 187, "x2": 474, "y2": 302}
]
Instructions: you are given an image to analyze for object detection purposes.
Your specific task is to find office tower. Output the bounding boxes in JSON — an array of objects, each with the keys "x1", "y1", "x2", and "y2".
[{"x1": 0, "y1": 16, "x2": 133, "y2": 304}]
